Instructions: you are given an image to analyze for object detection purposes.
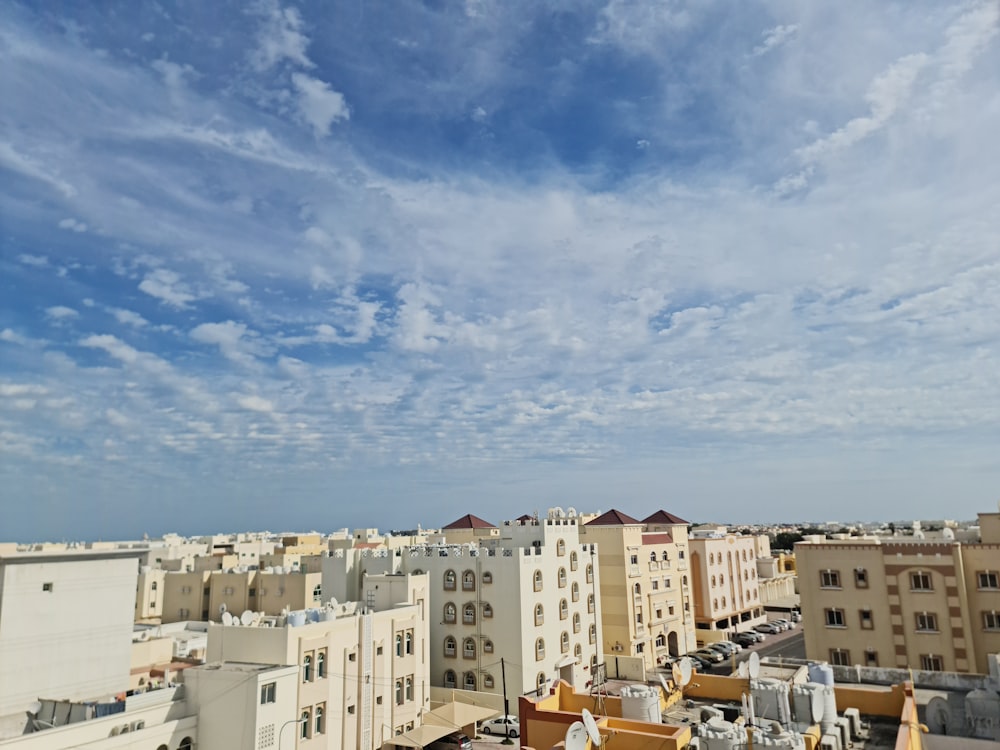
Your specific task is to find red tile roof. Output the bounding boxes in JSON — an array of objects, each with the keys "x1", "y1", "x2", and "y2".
[
  {"x1": 642, "y1": 532, "x2": 673, "y2": 545},
  {"x1": 642, "y1": 510, "x2": 690, "y2": 526},
  {"x1": 442, "y1": 514, "x2": 496, "y2": 530},
  {"x1": 585, "y1": 509, "x2": 641, "y2": 526}
]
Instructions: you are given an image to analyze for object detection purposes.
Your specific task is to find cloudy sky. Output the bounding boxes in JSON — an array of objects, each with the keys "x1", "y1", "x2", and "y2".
[{"x1": 2, "y1": 1, "x2": 999, "y2": 541}]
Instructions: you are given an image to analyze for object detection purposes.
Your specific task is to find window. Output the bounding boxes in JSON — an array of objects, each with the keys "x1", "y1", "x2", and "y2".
[
  {"x1": 260, "y1": 682, "x2": 276, "y2": 704},
  {"x1": 570, "y1": 551, "x2": 578, "y2": 570},
  {"x1": 483, "y1": 571, "x2": 493, "y2": 584},
  {"x1": 978, "y1": 571, "x2": 1000, "y2": 590},
  {"x1": 301, "y1": 711, "x2": 311, "y2": 739},
  {"x1": 586, "y1": 564, "x2": 593, "y2": 583},
  {"x1": 561, "y1": 631, "x2": 570, "y2": 653},
  {"x1": 464, "y1": 603, "x2": 476, "y2": 624},
  {"x1": 317, "y1": 650, "x2": 326, "y2": 678},
  {"x1": 575, "y1": 643, "x2": 582, "y2": 658},
  {"x1": 534, "y1": 570, "x2": 543, "y2": 591},
  {"x1": 630, "y1": 554, "x2": 638, "y2": 565},
  {"x1": 573, "y1": 612, "x2": 581, "y2": 633},
  {"x1": 655, "y1": 634, "x2": 665, "y2": 647},
  {"x1": 589, "y1": 624, "x2": 597, "y2": 644},
  {"x1": 536, "y1": 672, "x2": 547, "y2": 692},
  {"x1": 464, "y1": 672, "x2": 476, "y2": 690},
  {"x1": 711, "y1": 575, "x2": 717, "y2": 587},
  {"x1": 854, "y1": 568, "x2": 868, "y2": 587},
  {"x1": 535, "y1": 603, "x2": 544, "y2": 626},
  {"x1": 820, "y1": 570, "x2": 841, "y2": 588},
  {"x1": 560, "y1": 598, "x2": 568, "y2": 620},
  {"x1": 825, "y1": 608, "x2": 846, "y2": 627},
  {"x1": 315, "y1": 704, "x2": 325, "y2": 735},
  {"x1": 405, "y1": 676, "x2": 413, "y2": 700},
  {"x1": 535, "y1": 638, "x2": 545, "y2": 660},
  {"x1": 463, "y1": 570, "x2": 475, "y2": 591},
  {"x1": 484, "y1": 673, "x2": 495, "y2": 688},
  {"x1": 920, "y1": 654, "x2": 943, "y2": 671},
  {"x1": 588, "y1": 593, "x2": 595, "y2": 613},
  {"x1": 444, "y1": 670, "x2": 456, "y2": 688},
  {"x1": 405, "y1": 631, "x2": 413, "y2": 655},
  {"x1": 248, "y1": 587, "x2": 255, "y2": 596},
  {"x1": 709, "y1": 553, "x2": 715, "y2": 565},
  {"x1": 915, "y1": 612, "x2": 938, "y2": 632},
  {"x1": 910, "y1": 571, "x2": 933, "y2": 591},
  {"x1": 483, "y1": 602, "x2": 494, "y2": 618},
  {"x1": 865, "y1": 649, "x2": 878, "y2": 666},
  {"x1": 983, "y1": 611, "x2": 1000, "y2": 630},
  {"x1": 572, "y1": 582, "x2": 580, "y2": 602},
  {"x1": 348, "y1": 651, "x2": 356, "y2": 662},
  {"x1": 558, "y1": 567, "x2": 567, "y2": 588},
  {"x1": 444, "y1": 603, "x2": 456, "y2": 623},
  {"x1": 396, "y1": 679, "x2": 404, "y2": 705},
  {"x1": 464, "y1": 638, "x2": 476, "y2": 658},
  {"x1": 151, "y1": 581, "x2": 158, "y2": 591},
  {"x1": 396, "y1": 633, "x2": 403, "y2": 656},
  {"x1": 860, "y1": 609, "x2": 874, "y2": 629},
  {"x1": 557, "y1": 539, "x2": 566, "y2": 556},
  {"x1": 303, "y1": 654, "x2": 313, "y2": 682},
  {"x1": 444, "y1": 637, "x2": 456, "y2": 657},
  {"x1": 444, "y1": 570, "x2": 457, "y2": 590},
  {"x1": 42, "y1": 582, "x2": 53, "y2": 592},
  {"x1": 830, "y1": 649, "x2": 851, "y2": 666},
  {"x1": 484, "y1": 639, "x2": 494, "y2": 653},
  {"x1": 224, "y1": 586, "x2": 235, "y2": 595}
]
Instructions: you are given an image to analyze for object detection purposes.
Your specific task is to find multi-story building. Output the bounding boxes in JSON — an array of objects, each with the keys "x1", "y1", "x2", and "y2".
[
  {"x1": 687, "y1": 526, "x2": 768, "y2": 641},
  {"x1": 322, "y1": 512, "x2": 603, "y2": 698},
  {"x1": 207, "y1": 572, "x2": 430, "y2": 749},
  {"x1": 579, "y1": 509, "x2": 697, "y2": 671},
  {"x1": 796, "y1": 508, "x2": 1000, "y2": 674}
]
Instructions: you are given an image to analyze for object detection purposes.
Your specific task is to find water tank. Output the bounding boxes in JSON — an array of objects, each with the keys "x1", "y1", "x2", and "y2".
[
  {"x1": 754, "y1": 722, "x2": 806, "y2": 748},
  {"x1": 306, "y1": 609, "x2": 321, "y2": 623},
  {"x1": 751, "y1": 678, "x2": 789, "y2": 724},
  {"x1": 697, "y1": 716, "x2": 747, "y2": 750},
  {"x1": 620, "y1": 684, "x2": 660, "y2": 723},
  {"x1": 807, "y1": 663, "x2": 834, "y2": 686},
  {"x1": 287, "y1": 611, "x2": 307, "y2": 627}
]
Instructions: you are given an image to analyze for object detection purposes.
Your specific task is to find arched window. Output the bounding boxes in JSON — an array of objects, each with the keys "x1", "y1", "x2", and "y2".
[
  {"x1": 396, "y1": 633, "x2": 403, "y2": 656},
  {"x1": 586, "y1": 563, "x2": 593, "y2": 583},
  {"x1": 444, "y1": 670, "x2": 456, "y2": 688},
  {"x1": 151, "y1": 581, "x2": 158, "y2": 590},
  {"x1": 444, "y1": 602, "x2": 456, "y2": 623},
  {"x1": 412, "y1": 568, "x2": 424, "y2": 575},
  {"x1": 483, "y1": 571, "x2": 493, "y2": 584},
  {"x1": 536, "y1": 672, "x2": 547, "y2": 691},
  {"x1": 591, "y1": 655, "x2": 598, "y2": 672},
  {"x1": 572, "y1": 581, "x2": 580, "y2": 601},
  {"x1": 557, "y1": 539, "x2": 566, "y2": 556},
  {"x1": 573, "y1": 612, "x2": 581, "y2": 633},
  {"x1": 463, "y1": 570, "x2": 476, "y2": 591},
  {"x1": 558, "y1": 567, "x2": 567, "y2": 587},
  {"x1": 395, "y1": 680, "x2": 404, "y2": 704},
  {"x1": 180, "y1": 738, "x2": 193, "y2": 750},
  {"x1": 570, "y1": 550, "x2": 578, "y2": 570},
  {"x1": 482, "y1": 602, "x2": 494, "y2": 618},
  {"x1": 721, "y1": 596, "x2": 727, "y2": 608},
  {"x1": 655, "y1": 634, "x2": 665, "y2": 647},
  {"x1": 444, "y1": 636, "x2": 457, "y2": 657},
  {"x1": 444, "y1": 570, "x2": 457, "y2": 590},
  {"x1": 464, "y1": 638, "x2": 476, "y2": 658},
  {"x1": 574, "y1": 643, "x2": 582, "y2": 658},
  {"x1": 589, "y1": 624, "x2": 596, "y2": 644},
  {"x1": 464, "y1": 603, "x2": 476, "y2": 624},
  {"x1": 587, "y1": 593, "x2": 595, "y2": 613},
  {"x1": 561, "y1": 631, "x2": 570, "y2": 653},
  {"x1": 535, "y1": 603, "x2": 544, "y2": 626},
  {"x1": 682, "y1": 575, "x2": 688, "y2": 585},
  {"x1": 560, "y1": 598, "x2": 568, "y2": 619},
  {"x1": 713, "y1": 598, "x2": 718, "y2": 609},
  {"x1": 534, "y1": 570, "x2": 543, "y2": 591},
  {"x1": 484, "y1": 638, "x2": 494, "y2": 653},
  {"x1": 535, "y1": 638, "x2": 545, "y2": 660},
  {"x1": 313, "y1": 584, "x2": 322, "y2": 600},
  {"x1": 405, "y1": 676, "x2": 413, "y2": 700},
  {"x1": 302, "y1": 654, "x2": 312, "y2": 682},
  {"x1": 662, "y1": 551, "x2": 669, "y2": 561},
  {"x1": 744, "y1": 570, "x2": 749, "y2": 581},
  {"x1": 464, "y1": 672, "x2": 477, "y2": 690},
  {"x1": 405, "y1": 631, "x2": 413, "y2": 655},
  {"x1": 719, "y1": 574, "x2": 725, "y2": 585},
  {"x1": 711, "y1": 575, "x2": 717, "y2": 587},
  {"x1": 301, "y1": 711, "x2": 310, "y2": 739},
  {"x1": 484, "y1": 672, "x2": 495, "y2": 688},
  {"x1": 634, "y1": 582, "x2": 641, "y2": 594},
  {"x1": 315, "y1": 705, "x2": 325, "y2": 735},
  {"x1": 317, "y1": 651, "x2": 326, "y2": 678}
]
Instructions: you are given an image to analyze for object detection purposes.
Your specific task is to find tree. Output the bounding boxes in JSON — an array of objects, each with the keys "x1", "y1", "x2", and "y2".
[{"x1": 774, "y1": 532, "x2": 804, "y2": 550}]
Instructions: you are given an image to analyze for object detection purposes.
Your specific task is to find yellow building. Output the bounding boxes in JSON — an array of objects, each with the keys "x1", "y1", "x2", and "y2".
[
  {"x1": 161, "y1": 568, "x2": 324, "y2": 623},
  {"x1": 687, "y1": 529, "x2": 768, "y2": 641},
  {"x1": 796, "y1": 509, "x2": 1000, "y2": 674}
]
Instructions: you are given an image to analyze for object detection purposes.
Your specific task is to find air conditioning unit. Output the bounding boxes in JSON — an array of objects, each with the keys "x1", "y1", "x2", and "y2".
[
  {"x1": 110, "y1": 726, "x2": 122, "y2": 737},
  {"x1": 131, "y1": 720, "x2": 146, "y2": 731},
  {"x1": 119, "y1": 723, "x2": 131, "y2": 734},
  {"x1": 612, "y1": 644, "x2": 624, "y2": 652}
]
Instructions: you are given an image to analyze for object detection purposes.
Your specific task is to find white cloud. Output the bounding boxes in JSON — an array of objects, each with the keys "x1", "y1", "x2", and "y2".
[
  {"x1": 58, "y1": 217, "x2": 88, "y2": 232},
  {"x1": 291, "y1": 73, "x2": 350, "y2": 137},
  {"x1": 138, "y1": 268, "x2": 198, "y2": 308},
  {"x1": 0, "y1": 141, "x2": 77, "y2": 198},
  {"x1": 18, "y1": 254, "x2": 48, "y2": 267},
  {"x1": 45, "y1": 305, "x2": 79, "y2": 320},
  {"x1": 751, "y1": 24, "x2": 798, "y2": 57},
  {"x1": 190, "y1": 321, "x2": 263, "y2": 366},
  {"x1": 251, "y1": 1, "x2": 315, "y2": 71},
  {"x1": 237, "y1": 394, "x2": 275, "y2": 413},
  {"x1": 110, "y1": 308, "x2": 149, "y2": 328}
]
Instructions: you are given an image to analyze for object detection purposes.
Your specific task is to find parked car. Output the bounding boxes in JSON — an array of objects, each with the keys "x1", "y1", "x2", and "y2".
[
  {"x1": 791, "y1": 611, "x2": 803, "y2": 623},
  {"x1": 481, "y1": 716, "x2": 520, "y2": 738},
  {"x1": 732, "y1": 632, "x2": 759, "y2": 647},
  {"x1": 683, "y1": 653, "x2": 714, "y2": 671},
  {"x1": 718, "y1": 639, "x2": 743, "y2": 653},
  {"x1": 705, "y1": 642, "x2": 739, "y2": 658},
  {"x1": 692, "y1": 648, "x2": 725, "y2": 664},
  {"x1": 754, "y1": 622, "x2": 781, "y2": 635},
  {"x1": 428, "y1": 733, "x2": 473, "y2": 750},
  {"x1": 774, "y1": 618, "x2": 795, "y2": 630}
]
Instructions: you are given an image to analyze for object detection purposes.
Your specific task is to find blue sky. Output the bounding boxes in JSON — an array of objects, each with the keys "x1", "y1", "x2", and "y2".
[{"x1": 2, "y1": 1, "x2": 1000, "y2": 541}]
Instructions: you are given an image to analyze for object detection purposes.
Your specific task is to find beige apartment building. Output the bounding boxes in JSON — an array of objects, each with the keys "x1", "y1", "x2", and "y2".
[
  {"x1": 796, "y1": 508, "x2": 1000, "y2": 674},
  {"x1": 687, "y1": 527, "x2": 768, "y2": 641},
  {"x1": 207, "y1": 573, "x2": 430, "y2": 748},
  {"x1": 580, "y1": 509, "x2": 697, "y2": 671},
  {"x1": 160, "y1": 568, "x2": 324, "y2": 623}
]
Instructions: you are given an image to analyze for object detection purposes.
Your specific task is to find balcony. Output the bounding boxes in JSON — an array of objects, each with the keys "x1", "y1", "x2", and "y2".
[{"x1": 628, "y1": 565, "x2": 641, "y2": 578}]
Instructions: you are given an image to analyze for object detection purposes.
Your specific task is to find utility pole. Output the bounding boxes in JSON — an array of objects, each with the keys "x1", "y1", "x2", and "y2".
[{"x1": 500, "y1": 658, "x2": 514, "y2": 745}]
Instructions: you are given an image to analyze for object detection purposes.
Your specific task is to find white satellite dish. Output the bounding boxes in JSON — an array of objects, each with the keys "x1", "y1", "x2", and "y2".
[
  {"x1": 738, "y1": 660, "x2": 749, "y2": 678},
  {"x1": 671, "y1": 663, "x2": 682, "y2": 685},
  {"x1": 810, "y1": 690, "x2": 824, "y2": 723},
  {"x1": 240, "y1": 610, "x2": 254, "y2": 626},
  {"x1": 565, "y1": 721, "x2": 588, "y2": 750},
  {"x1": 222, "y1": 611, "x2": 234, "y2": 626},
  {"x1": 678, "y1": 657, "x2": 693, "y2": 686},
  {"x1": 581, "y1": 709, "x2": 602, "y2": 747},
  {"x1": 659, "y1": 673, "x2": 671, "y2": 694},
  {"x1": 218, "y1": 602, "x2": 227, "y2": 614},
  {"x1": 748, "y1": 651, "x2": 760, "y2": 679}
]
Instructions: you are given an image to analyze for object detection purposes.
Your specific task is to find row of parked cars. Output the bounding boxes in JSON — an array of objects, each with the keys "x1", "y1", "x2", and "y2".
[{"x1": 676, "y1": 614, "x2": 800, "y2": 670}]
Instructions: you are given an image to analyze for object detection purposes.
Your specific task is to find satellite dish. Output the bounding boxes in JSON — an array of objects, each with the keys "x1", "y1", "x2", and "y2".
[
  {"x1": 810, "y1": 690, "x2": 824, "y2": 723},
  {"x1": 738, "y1": 661, "x2": 749, "y2": 678},
  {"x1": 240, "y1": 610, "x2": 254, "y2": 626},
  {"x1": 565, "y1": 721, "x2": 588, "y2": 750},
  {"x1": 671, "y1": 663, "x2": 682, "y2": 685},
  {"x1": 659, "y1": 674, "x2": 671, "y2": 694},
  {"x1": 581, "y1": 709, "x2": 602, "y2": 747},
  {"x1": 925, "y1": 696, "x2": 951, "y2": 734},
  {"x1": 678, "y1": 657, "x2": 693, "y2": 686},
  {"x1": 222, "y1": 611, "x2": 234, "y2": 626},
  {"x1": 219, "y1": 603, "x2": 227, "y2": 614},
  {"x1": 748, "y1": 651, "x2": 760, "y2": 679}
]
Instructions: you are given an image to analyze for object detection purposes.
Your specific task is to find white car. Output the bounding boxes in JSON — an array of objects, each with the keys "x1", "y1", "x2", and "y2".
[{"x1": 482, "y1": 715, "x2": 520, "y2": 738}]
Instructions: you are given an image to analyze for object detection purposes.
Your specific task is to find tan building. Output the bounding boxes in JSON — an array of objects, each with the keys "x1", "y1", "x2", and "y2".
[
  {"x1": 207, "y1": 573, "x2": 430, "y2": 749},
  {"x1": 135, "y1": 566, "x2": 166, "y2": 621},
  {"x1": 579, "y1": 509, "x2": 697, "y2": 671},
  {"x1": 160, "y1": 568, "x2": 324, "y2": 623},
  {"x1": 796, "y1": 509, "x2": 1000, "y2": 674},
  {"x1": 687, "y1": 528, "x2": 768, "y2": 641}
]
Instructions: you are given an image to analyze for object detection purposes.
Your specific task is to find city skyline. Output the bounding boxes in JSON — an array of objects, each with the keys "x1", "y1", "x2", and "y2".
[{"x1": 2, "y1": 1, "x2": 1000, "y2": 540}]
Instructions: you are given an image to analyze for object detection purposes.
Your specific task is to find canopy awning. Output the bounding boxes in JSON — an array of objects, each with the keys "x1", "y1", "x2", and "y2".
[
  {"x1": 555, "y1": 654, "x2": 578, "y2": 669},
  {"x1": 382, "y1": 724, "x2": 453, "y2": 748},
  {"x1": 424, "y1": 700, "x2": 499, "y2": 729}
]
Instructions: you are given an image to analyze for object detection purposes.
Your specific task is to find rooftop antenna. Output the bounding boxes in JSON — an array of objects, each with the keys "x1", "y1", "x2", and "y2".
[
  {"x1": 581, "y1": 709, "x2": 602, "y2": 748},
  {"x1": 565, "y1": 721, "x2": 588, "y2": 750}
]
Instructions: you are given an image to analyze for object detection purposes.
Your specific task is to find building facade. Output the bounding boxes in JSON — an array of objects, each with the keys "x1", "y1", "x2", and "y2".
[{"x1": 687, "y1": 529, "x2": 768, "y2": 641}]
